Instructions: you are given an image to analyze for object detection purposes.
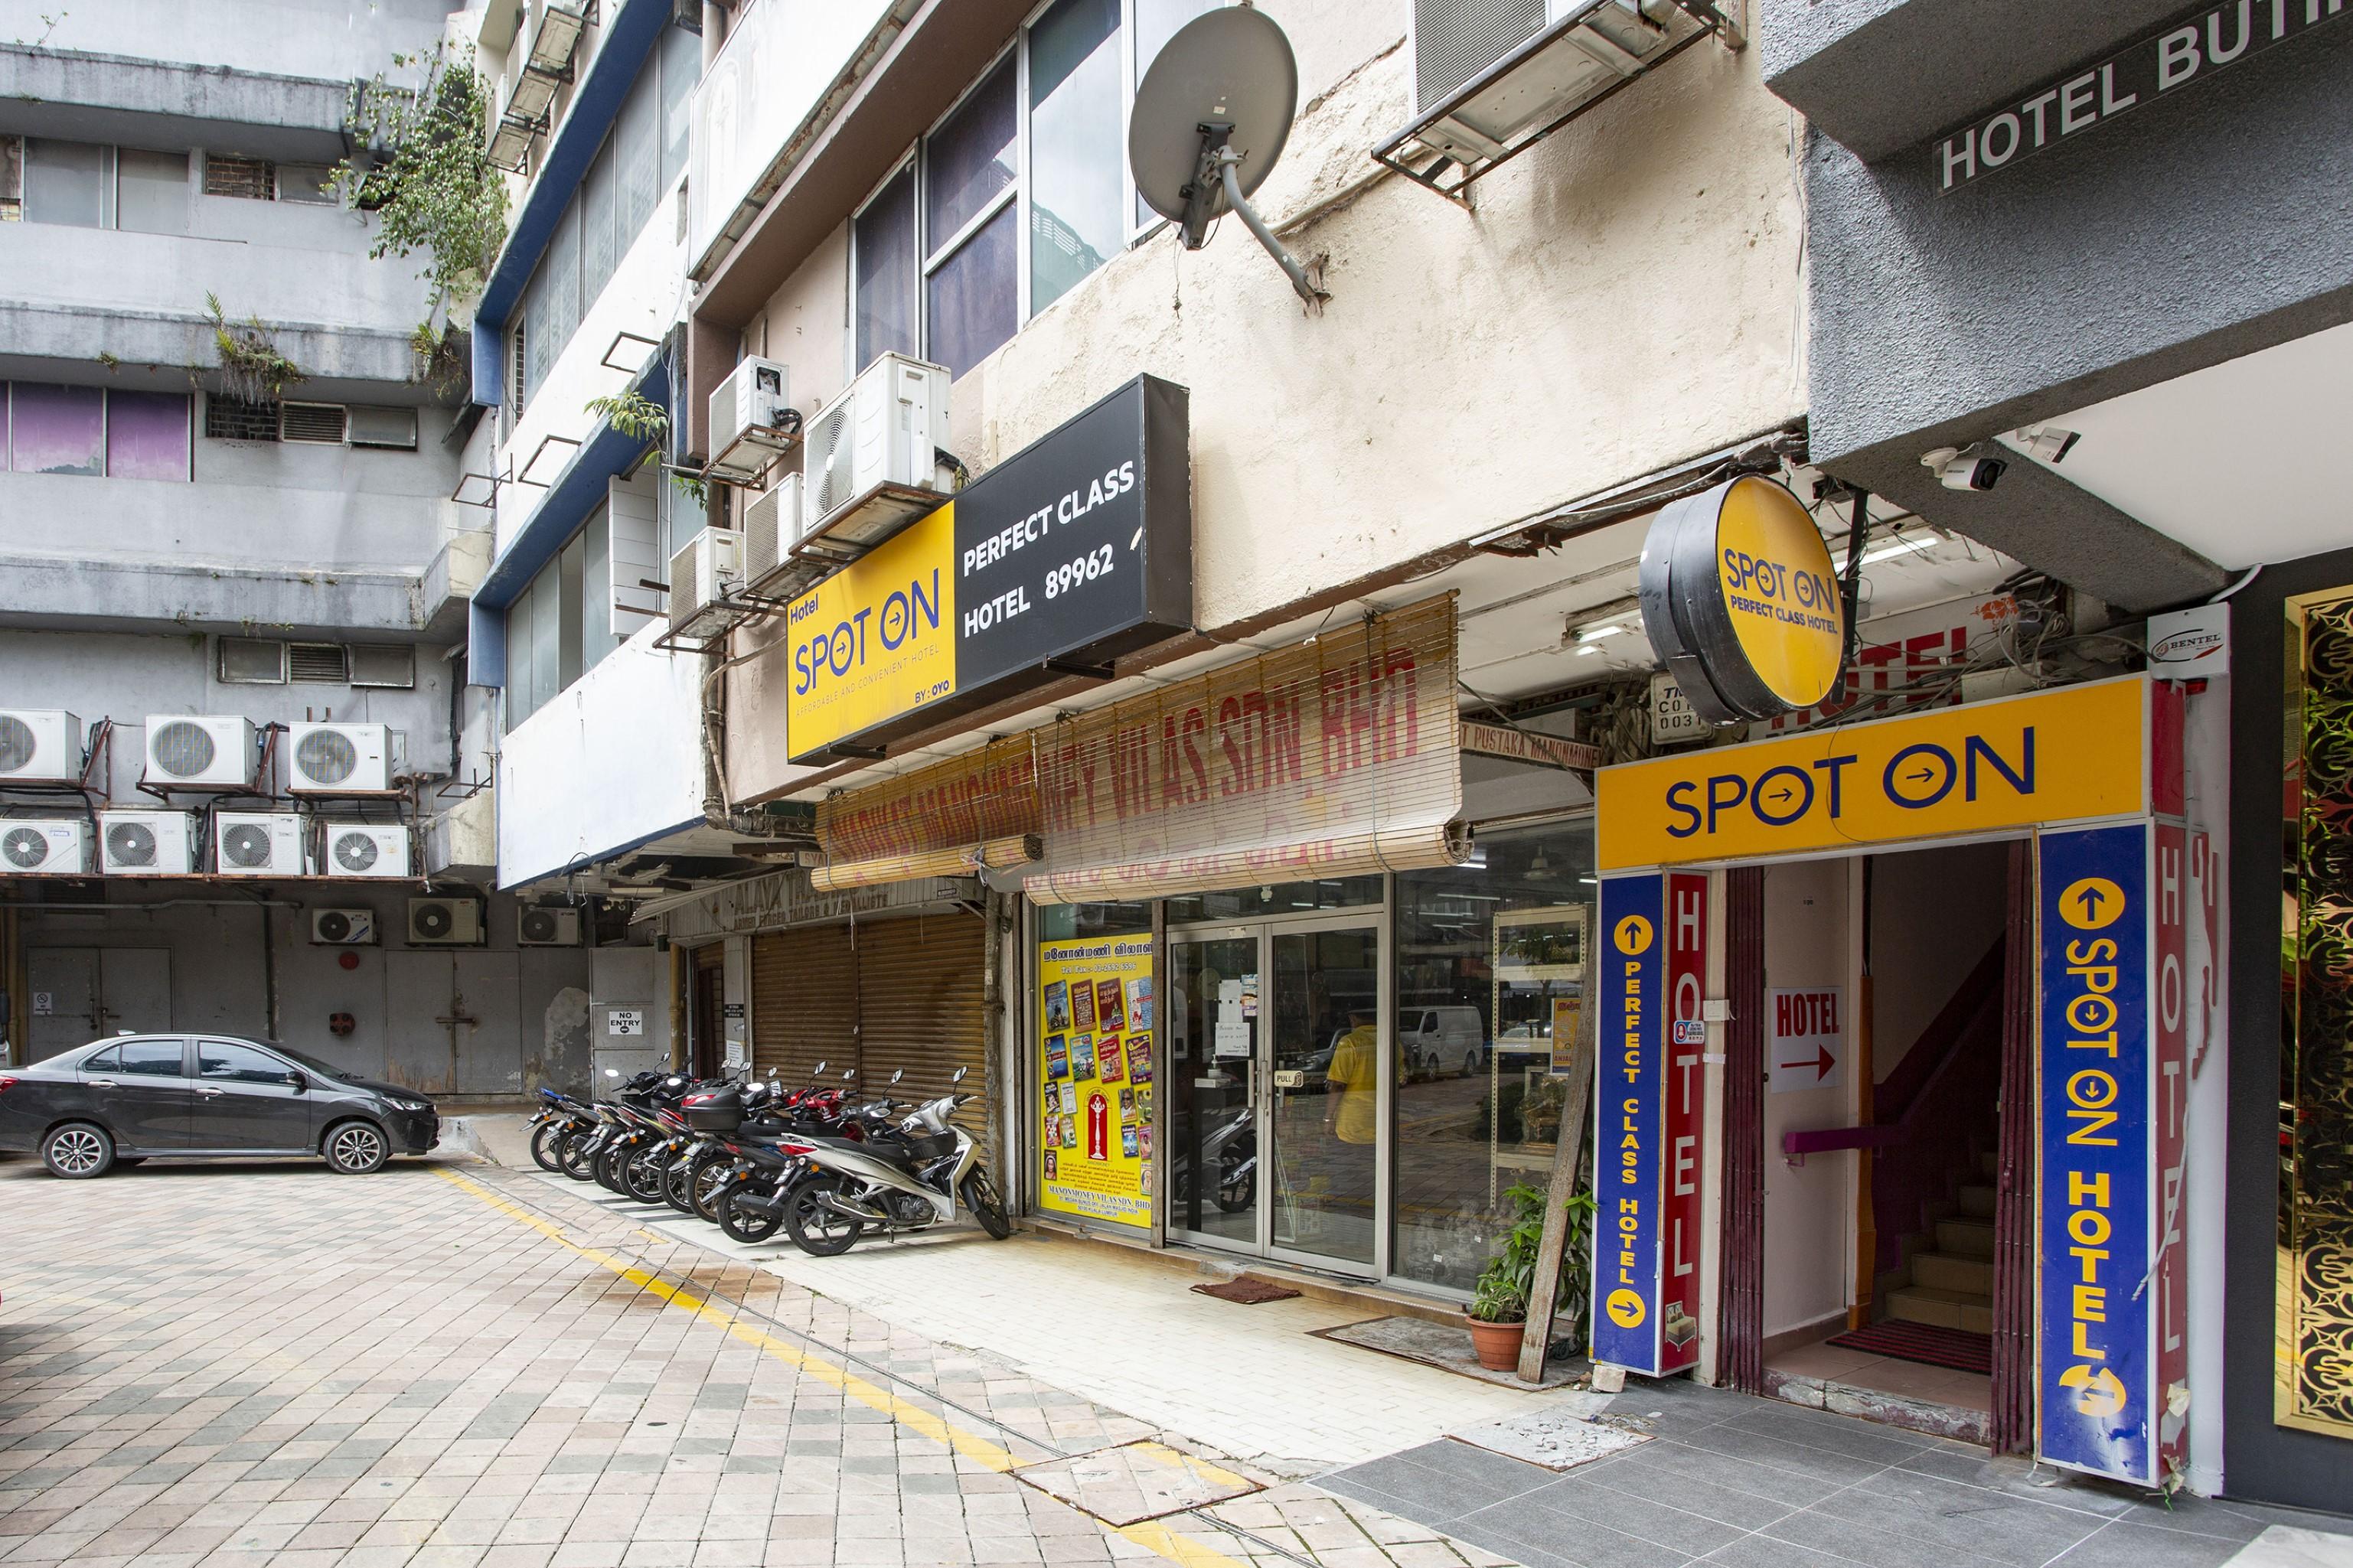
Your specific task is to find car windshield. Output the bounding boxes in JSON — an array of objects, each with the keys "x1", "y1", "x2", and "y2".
[{"x1": 261, "y1": 1044, "x2": 364, "y2": 1082}]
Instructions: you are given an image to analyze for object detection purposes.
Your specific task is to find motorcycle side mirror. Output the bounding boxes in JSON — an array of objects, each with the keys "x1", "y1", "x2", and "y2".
[
  {"x1": 812, "y1": 1060, "x2": 827, "y2": 1074},
  {"x1": 604, "y1": 1068, "x2": 621, "y2": 1078},
  {"x1": 951, "y1": 1067, "x2": 968, "y2": 1084},
  {"x1": 889, "y1": 1069, "x2": 903, "y2": 1084},
  {"x1": 842, "y1": 1068, "x2": 857, "y2": 1081}
]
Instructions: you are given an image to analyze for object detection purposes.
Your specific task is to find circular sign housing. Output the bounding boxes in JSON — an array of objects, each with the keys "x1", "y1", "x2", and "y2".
[{"x1": 1638, "y1": 475, "x2": 1846, "y2": 725}]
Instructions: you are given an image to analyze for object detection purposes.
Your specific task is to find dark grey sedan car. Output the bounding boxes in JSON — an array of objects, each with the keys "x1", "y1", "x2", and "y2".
[{"x1": 0, "y1": 1035, "x2": 438, "y2": 1178}]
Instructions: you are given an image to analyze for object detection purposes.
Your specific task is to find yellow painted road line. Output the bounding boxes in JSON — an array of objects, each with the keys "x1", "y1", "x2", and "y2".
[{"x1": 435, "y1": 1169, "x2": 1253, "y2": 1568}]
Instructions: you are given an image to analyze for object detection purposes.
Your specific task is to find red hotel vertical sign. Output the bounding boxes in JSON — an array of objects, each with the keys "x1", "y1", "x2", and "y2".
[
  {"x1": 2153, "y1": 821, "x2": 2188, "y2": 1473},
  {"x1": 1661, "y1": 872, "x2": 1708, "y2": 1371}
]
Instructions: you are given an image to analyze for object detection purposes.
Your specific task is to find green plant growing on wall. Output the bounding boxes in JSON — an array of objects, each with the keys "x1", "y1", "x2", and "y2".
[
  {"x1": 583, "y1": 390, "x2": 708, "y2": 507},
  {"x1": 335, "y1": 45, "x2": 508, "y2": 321},
  {"x1": 1467, "y1": 1182, "x2": 1597, "y2": 1344},
  {"x1": 204, "y1": 293, "x2": 304, "y2": 403}
]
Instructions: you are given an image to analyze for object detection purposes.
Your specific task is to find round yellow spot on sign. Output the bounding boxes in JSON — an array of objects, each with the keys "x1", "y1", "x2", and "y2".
[
  {"x1": 1606, "y1": 1288, "x2": 1647, "y2": 1329},
  {"x1": 2058, "y1": 876, "x2": 2126, "y2": 931},
  {"x1": 1614, "y1": 914, "x2": 1654, "y2": 955},
  {"x1": 1712, "y1": 475, "x2": 1845, "y2": 712}
]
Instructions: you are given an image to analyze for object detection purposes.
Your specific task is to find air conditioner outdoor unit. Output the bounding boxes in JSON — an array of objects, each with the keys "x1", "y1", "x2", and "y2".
[
  {"x1": 319, "y1": 823, "x2": 409, "y2": 879},
  {"x1": 667, "y1": 526, "x2": 744, "y2": 640},
  {"x1": 213, "y1": 811, "x2": 303, "y2": 875},
  {"x1": 0, "y1": 710, "x2": 84, "y2": 784},
  {"x1": 795, "y1": 353, "x2": 951, "y2": 557},
  {"x1": 741, "y1": 475, "x2": 801, "y2": 587},
  {"x1": 311, "y1": 908, "x2": 377, "y2": 944},
  {"x1": 98, "y1": 810, "x2": 195, "y2": 875},
  {"x1": 517, "y1": 905, "x2": 583, "y2": 947},
  {"x1": 289, "y1": 722, "x2": 397, "y2": 794},
  {"x1": 0, "y1": 819, "x2": 87, "y2": 875},
  {"x1": 145, "y1": 715, "x2": 256, "y2": 789},
  {"x1": 1402, "y1": 0, "x2": 1697, "y2": 171},
  {"x1": 707, "y1": 356, "x2": 793, "y2": 482},
  {"x1": 408, "y1": 895, "x2": 485, "y2": 945}
]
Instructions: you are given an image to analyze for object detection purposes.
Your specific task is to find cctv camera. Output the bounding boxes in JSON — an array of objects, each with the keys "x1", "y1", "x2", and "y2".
[
  {"x1": 2012, "y1": 424, "x2": 2080, "y2": 465},
  {"x1": 1920, "y1": 445, "x2": 2006, "y2": 492}
]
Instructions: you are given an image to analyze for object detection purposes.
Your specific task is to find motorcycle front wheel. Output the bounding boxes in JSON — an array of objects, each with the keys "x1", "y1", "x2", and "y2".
[
  {"x1": 622, "y1": 1146, "x2": 669, "y2": 1204},
  {"x1": 663, "y1": 1153, "x2": 700, "y2": 1214},
  {"x1": 781, "y1": 1175, "x2": 863, "y2": 1257},
  {"x1": 595, "y1": 1141, "x2": 632, "y2": 1193},
  {"x1": 530, "y1": 1121, "x2": 569, "y2": 1173},
  {"x1": 717, "y1": 1185, "x2": 785, "y2": 1244},
  {"x1": 961, "y1": 1169, "x2": 1012, "y2": 1240},
  {"x1": 691, "y1": 1155, "x2": 734, "y2": 1221},
  {"x1": 557, "y1": 1131, "x2": 598, "y2": 1181}
]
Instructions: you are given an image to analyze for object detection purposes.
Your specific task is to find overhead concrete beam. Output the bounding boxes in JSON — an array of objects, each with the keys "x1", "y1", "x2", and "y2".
[
  {"x1": 0, "y1": 553, "x2": 436, "y2": 641},
  {"x1": 0, "y1": 44, "x2": 359, "y2": 162}
]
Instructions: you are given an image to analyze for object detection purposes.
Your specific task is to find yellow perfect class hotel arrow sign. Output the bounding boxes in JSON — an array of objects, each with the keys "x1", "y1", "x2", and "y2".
[{"x1": 1595, "y1": 676, "x2": 2149, "y2": 871}]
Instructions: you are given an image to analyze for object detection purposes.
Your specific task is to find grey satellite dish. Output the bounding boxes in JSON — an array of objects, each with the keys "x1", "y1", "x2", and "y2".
[{"x1": 1129, "y1": 5, "x2": 1327, "y2": 309}]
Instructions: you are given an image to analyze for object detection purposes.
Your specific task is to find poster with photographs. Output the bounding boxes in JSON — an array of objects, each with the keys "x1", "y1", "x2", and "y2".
[{"x1": 1036, "y1": 933, "x2": 1155, "y2": 1228}]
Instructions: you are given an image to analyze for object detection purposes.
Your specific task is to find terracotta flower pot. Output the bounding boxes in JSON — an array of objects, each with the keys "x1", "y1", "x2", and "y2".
[{"x1": 1465, "y1": 1313, "x2": 1525, "y2": 1371}]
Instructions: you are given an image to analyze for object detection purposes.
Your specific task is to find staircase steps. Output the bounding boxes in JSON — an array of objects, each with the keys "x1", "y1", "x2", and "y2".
[
  {"x1": 1885, "y1": 1283, "x2": 1993, "y2": 1335},
  {"x1": 1883, "y1": 1173, "x2": 1998, "y2": 1341}
]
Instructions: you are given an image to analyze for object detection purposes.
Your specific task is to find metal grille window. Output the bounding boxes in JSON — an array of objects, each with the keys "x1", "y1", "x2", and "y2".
[
  {"x1": 288, "y1": 642, "x2": 349, "y2": 683},
  {"x1": 280, "y1": 402, "x2": 348, "y2": 444},
  {"x1": 348, "y1": 644, "x2": 416, "y2": 689},
  {"x1": 204, "y1": 396, "x2": 281, "y2": 442},
  {"x1": 277, "y1": 163, "x2": 338, "y2": 204},
  {"x1": 217, "y1": 637, "x2": 288, "y2": 684},
  {"x1": 202, "y1": 153, "x2": 275, "y2": 200}
]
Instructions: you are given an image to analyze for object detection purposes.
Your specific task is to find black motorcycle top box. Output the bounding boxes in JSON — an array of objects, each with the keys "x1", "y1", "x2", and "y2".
[{"x1": 683, "y1": 1087, "x2": 741, "y2": 1131}]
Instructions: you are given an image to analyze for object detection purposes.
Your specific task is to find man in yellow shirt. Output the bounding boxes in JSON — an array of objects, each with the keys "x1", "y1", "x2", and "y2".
[{"x1": 1325, "y1": 1009, "x2": 1381, "y2": 1145}]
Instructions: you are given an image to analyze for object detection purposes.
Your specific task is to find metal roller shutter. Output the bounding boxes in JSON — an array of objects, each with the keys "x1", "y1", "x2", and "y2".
[
  {"x1": 750, "y1": 925, "x2": 857, "y2": 1085},
  {"x1": 853, "y1": 910, "x2": 989, "y2": 1153}
]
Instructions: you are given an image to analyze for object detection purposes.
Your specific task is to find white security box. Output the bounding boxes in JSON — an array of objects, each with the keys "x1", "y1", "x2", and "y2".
[
  {"x1": 98, "y1": 810, "x2": 195, "y2": 875},
  {"x1": 740, "y1": 474, "x2": 801, "y2": 587},
  {"x1": 667, "y1": 526, "x2": 744, "y2": 639},
  {"x1": 517, "y1": 905, "x2": 583, "y2": 946},
  {"x1": 319, "y1": 823, "x2": 409, "y2": 879},
  {"x1": 798, "y1": 353, "x2": 951, "y2": 553},
  {"x1": 707, "y1": 356, "x2": 793, "y2": 482},
  {"x1": 311, "y1": 908, "x2": 377, "y2": 944},
  {"x1": 0, "y1": 710, "x2": 84, "y2": 784},
  {"x1": 214, "y1": 812, "x2": 304, "y2": 875},
  {"x1": 0, "y1": 819, "x2": 87, "y2": 875},
  {"x1": 145, "y1": 716, "x2": 256, "y2": 788},
  {"x1": 289, "y1": 722, "x2": 397, "y2": 793},
  {"x1": 407, "y1": 895, "x2": 485, "y2": 945}
]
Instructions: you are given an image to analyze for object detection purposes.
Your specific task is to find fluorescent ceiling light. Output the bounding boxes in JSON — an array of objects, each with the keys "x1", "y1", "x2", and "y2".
[{"x1": 1858, "y1": 535, "x2": 1934, "y2": 566}]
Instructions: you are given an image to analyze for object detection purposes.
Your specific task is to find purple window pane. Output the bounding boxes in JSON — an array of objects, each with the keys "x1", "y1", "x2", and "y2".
[
  {"x1": 9, "y1": 383, "x2": 103, "y2": 476},
  {"x1": 106, "y1": 390, "x2": 191, "y2": 481}
]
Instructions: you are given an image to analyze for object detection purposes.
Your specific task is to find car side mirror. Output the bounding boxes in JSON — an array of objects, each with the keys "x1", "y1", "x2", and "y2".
[{"x1": 286, "y1": 1071, "x2": 308, "y2": 1094}]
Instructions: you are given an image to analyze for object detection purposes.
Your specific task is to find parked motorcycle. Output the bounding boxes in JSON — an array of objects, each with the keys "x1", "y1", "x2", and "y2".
[
  {"x1": 675, "y1": 1064, "x2": 854, "y2": 1220},
  {"x1": 527, "y1": 1087, "x2": 597, "y2": 1173},
  {"x1": 746, "y1": 1068, "x2": 1011, "y2": 1256}
]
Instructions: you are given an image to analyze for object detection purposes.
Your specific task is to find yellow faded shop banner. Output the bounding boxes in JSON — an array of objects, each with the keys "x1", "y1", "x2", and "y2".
[
  {"x1": 783, "y1": 503, "x2": 957, "y2": 758},
  {"x1": 1596, "y1": 675, "x2": 2149, "y2": 870},
  {"x1": 1037, "y1": 935, "x2": 1156, "y2": 1229}
]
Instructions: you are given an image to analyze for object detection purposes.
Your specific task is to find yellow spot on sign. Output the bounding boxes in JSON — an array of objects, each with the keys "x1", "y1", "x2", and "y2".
[
  {"x1": 2058, "y1": 877, "x2": 2125, "y2": 931},
  {"x1": 1614, "y1": 915, "x2": 1654, "y2": 955},
  {"x1": 2059, "y1": 1363, "x2": 2128, "y2": 1417},
  {"x1": 1607, "y1": 1288, "x2": 1648, "y2": 1329}
]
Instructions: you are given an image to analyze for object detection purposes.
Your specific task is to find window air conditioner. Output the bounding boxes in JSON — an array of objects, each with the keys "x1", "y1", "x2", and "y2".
[
  {"x1": 740, "y1": 475, "x2": 801, "y2": 588},
  {"x1": 667, "y1": 526, "x2": 745, "y2": 640},
  {"x1": 289, "y1": 722, "x2": 397, "y2": 794},
  {"x1": 98, "y1": 810, "x2": 195, "y2": 875},
  {"x1": 213, "y1": 811, "x2": 304, "y2": 875},
  {"x1": 145, "y1": 716, "x2": 256, "y2": 789},
  {"x1": 408, "y1": 895, "x2": 485, "y2": 945},
  {"x1": 0, "y1": 819, "x2": 88, "y2": 875},
  {"x1": 517, "y1": 905, "x2": 583, "y2": 947},
  {"x1": 318, "y1": 823, "x2": 410, "y2": 879},
  {"x1": 311, "y1": 908, "x2": 377, "y2": 945},
  {"x1": 797, "y1": 353, "x2": 951, "y2": 556},
  {"x1": 0, "y1": 710, "x2": 84, "y2": 784},
  {"x1": 707, "y1": 356, "x2": 793, "y2": 482}
]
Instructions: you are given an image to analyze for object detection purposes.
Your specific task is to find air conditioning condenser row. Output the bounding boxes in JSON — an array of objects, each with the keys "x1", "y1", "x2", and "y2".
[
  {"x1": 0, "y1": 711, "x2": 401, "y2": 792},
  {"x1": 0, "y1": 813, "x2": 413, "y2": 878}
]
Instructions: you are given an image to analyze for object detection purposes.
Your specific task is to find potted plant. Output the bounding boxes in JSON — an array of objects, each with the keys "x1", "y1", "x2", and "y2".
[{"x1": 1465, "y1": 1183, "x2": 1596, "y2": 1371}]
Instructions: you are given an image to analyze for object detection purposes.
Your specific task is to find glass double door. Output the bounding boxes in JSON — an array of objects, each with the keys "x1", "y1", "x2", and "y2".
[{"x1": 1166, "y1": 917, "x2": 1385, "y2": 1275}]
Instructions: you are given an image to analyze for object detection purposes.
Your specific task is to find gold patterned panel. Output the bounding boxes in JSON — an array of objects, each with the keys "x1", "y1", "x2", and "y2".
[{"x1": 2280, "y1": 592, "x2": 2353, "y2": 1438}]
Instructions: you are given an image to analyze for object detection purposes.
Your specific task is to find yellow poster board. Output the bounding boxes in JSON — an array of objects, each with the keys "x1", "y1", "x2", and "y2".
[
  {"x1": 1038, "y1": 934, "x2": 1155, "y2": 1228},
  {"x1": 782, "y1": 502, "x2": 958, "y2": 759}
]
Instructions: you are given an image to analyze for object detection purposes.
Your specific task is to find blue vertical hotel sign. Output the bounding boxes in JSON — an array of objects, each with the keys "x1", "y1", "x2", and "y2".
[
  {"x1": 2036, "y1": 823, "x2": 2156, "y2": 1485},
  {"x1": 1591, "y1": 873, "x2": 1665, "y2": 1373}
]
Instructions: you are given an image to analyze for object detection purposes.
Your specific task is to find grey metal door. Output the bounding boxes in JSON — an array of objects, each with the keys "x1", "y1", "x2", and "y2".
[
  {"x1": 189, "y1": 1038, "x2": 313, "y2": 1153},
  {"x1": 385, "y1": 952, "x2": 456, "y2": 1094},
  {"x1": 98, "y1": 949, "x2": 171, "y2": 1035},
  {"x1": 26, "y1": 949, "x2": 99, "y2": 1061},
  {"x1": 455, "y1": 952, "x2": 521, "y2": 1096}
]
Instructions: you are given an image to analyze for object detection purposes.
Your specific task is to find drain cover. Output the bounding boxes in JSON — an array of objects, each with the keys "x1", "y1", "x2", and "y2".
[{"x1": 1013, "y1": 1439, "x2": 1263, "y2": 1524}]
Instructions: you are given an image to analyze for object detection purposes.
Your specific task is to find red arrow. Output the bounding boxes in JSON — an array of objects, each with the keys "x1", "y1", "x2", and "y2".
[{"x1": 1777, "y1": 1043, "x2": 1836, "y2": 1080}]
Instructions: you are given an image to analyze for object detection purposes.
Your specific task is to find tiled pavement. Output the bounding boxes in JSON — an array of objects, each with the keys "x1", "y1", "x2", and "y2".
[
  {"x1": 1323, "y1": 1376, "x2": 2353, "y2": 1568},
  {"x1": 4, "y1": 1152, "x2": 2349, "y2": 1568},
  {"x1": 0, "y1": 1154, "x2": 1516, "y2": 1568}
]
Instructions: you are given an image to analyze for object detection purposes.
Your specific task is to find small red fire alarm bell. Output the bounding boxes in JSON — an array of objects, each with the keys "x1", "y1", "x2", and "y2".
[{"x1": 328, "y1": 1012, "x2": 356, "y2": 1036}]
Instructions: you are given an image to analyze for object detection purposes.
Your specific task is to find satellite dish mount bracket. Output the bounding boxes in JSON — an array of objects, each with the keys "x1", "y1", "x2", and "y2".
[{"x1": 1181, "y1": 120, "x2": 1329, "y2": 313}]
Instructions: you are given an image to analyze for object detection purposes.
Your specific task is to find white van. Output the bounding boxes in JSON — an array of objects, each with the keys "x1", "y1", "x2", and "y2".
[{"x1": 1398, "y1": 1006, "x2": 1486, "y2": 1077}]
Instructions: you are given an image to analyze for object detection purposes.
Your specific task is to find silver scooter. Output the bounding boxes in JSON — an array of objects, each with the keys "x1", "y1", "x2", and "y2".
[{"x1": 770, "y1": 1067, "x2": 1013, "y2": 1255}]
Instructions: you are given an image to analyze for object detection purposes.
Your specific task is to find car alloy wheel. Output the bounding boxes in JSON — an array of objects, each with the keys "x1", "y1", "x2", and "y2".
[
  {"x1": 45, "y1": 1125, "x2": 110, "y2": 1178},
  {"x1": 327, "y1": 1122, "x2": 388, "y2": 1174}
]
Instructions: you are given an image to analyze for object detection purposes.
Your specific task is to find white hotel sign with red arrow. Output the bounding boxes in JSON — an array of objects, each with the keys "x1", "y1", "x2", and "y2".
[{"x1": 1768, "y1": 986, "x2": 1844, "y2": 1094}]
